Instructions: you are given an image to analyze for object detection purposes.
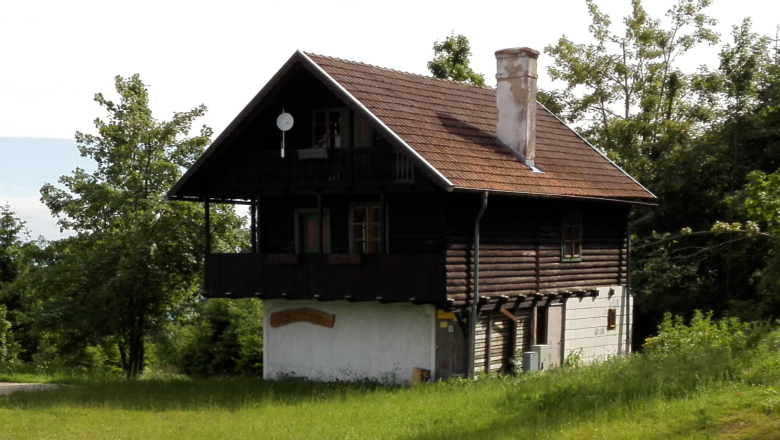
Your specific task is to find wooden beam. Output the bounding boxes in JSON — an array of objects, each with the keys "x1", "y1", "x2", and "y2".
[{"x1": 500, "y1": 308, "x2": 517, "y2": 323}]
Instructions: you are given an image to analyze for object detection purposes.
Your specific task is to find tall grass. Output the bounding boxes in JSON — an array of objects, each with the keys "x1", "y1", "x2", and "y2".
[{"x1": 2, "y1": 312, "x2": 780, "y2": 439}]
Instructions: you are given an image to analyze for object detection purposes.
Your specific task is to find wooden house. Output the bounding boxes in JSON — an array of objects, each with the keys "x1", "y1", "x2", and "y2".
[{"x1": 168, "y1": 47, "x2": 656, "y2": 384}]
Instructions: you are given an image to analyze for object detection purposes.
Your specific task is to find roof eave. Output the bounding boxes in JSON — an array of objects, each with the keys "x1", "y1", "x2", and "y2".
[{"x1": 450, "y1": 186, "x2": 658, "y2": 206}]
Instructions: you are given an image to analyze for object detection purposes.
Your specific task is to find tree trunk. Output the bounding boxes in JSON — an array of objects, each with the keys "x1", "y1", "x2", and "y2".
[
  {"x1": 126, "y1": 311, "x2": 145, "y2": 378},
  {"x1": 118, "y1": 341, "x2": 128, "y2": 373}
]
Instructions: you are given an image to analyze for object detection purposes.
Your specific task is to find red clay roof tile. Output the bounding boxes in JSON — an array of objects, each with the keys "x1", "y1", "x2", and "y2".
[{"x1": 307, "y1": 53, "x2": 655, "y2": 201}]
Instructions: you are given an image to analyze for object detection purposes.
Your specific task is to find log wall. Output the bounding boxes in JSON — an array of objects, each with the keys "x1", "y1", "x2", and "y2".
[{"x1": 445, "y1": 194, "x2": 629, "y2": 308}]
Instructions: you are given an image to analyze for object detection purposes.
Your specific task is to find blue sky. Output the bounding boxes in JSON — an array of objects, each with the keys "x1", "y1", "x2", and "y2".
[{"x1": 0, "y1": 137, "x2": 93, "y2": 239}]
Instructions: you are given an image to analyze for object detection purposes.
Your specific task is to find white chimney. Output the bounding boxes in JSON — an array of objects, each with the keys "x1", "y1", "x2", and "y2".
[{"x1": 495, "y1": 47, "x2": 539, "y2": 166}]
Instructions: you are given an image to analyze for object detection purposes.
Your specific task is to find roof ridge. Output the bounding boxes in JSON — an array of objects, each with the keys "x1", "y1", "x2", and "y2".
[{"x1": 303, "y1": 51, "x2": 495, "y2": 91}]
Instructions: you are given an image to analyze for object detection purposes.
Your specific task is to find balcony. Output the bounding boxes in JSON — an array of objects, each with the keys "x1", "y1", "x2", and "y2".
[
  {"x1": 233, "y1": 147, "x2": 415, "y2": 189},
  {"x1": 205, "y1": 253, "x2": 446, "y2": 303}
]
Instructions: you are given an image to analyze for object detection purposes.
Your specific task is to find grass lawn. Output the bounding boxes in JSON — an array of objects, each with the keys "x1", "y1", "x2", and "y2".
[
  {"x1": 3, "y1": 314, "x2": 780, "y2": 439},
  {"x1": 1, "y1": 373, "x2": 779, "y2": 439}
]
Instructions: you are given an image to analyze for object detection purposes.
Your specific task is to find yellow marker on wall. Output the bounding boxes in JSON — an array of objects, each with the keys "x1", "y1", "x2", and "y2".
[{"x1": 437, "y1": 310, "x2": 456, "y2": 320}]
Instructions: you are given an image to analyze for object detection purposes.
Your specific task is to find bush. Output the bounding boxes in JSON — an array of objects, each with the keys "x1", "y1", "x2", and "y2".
[
  {"x1": 174, "y1": 298, "x2": 263, "y2": 377},
  {"x1": 0, "y1": 305, "x2": 19, "y2": 363}
]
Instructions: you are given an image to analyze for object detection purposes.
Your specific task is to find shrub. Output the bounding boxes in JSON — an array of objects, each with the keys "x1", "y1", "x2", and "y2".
[
  {"x1": 175, "y1": 298, "x2": 263, "y2": 377},
  {"x1": 0, "y1": 305, "x2": 19, "y2": 363}
]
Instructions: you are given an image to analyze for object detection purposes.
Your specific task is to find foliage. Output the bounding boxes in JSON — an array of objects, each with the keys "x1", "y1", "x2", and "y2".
[
  {"x1": 545, "y1": 0, "x2": 780, "y2": 338},
  {"x1": 0, "y1": 204, "x2": 31, "y2": 287},
  {"x1": 30, "y1": 74, "x2": 247, "y2": 377},
  {"x1": 0, "y1": 305, "x2": 19, "y2": 363},
  {"x1": 0, "y1": 204, "x2": 45, "y2": 363},
  {"x1": 545, "y1": 0, "x2": 718, "y2": 182},
  {"x1": 427, "y1": 33, "x2": 486, "y2": 86},
  {"x1": 644, "y1": 310, "x2": 748, "y2": 359},
  {"x1": 175, "y1": 298, "x2": 264, "y2": 377}
]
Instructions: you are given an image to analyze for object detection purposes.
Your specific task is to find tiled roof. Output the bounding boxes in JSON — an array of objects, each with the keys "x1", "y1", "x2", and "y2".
[{"x1": 306, "y1": 53, "x2": 655, "y2": 201}]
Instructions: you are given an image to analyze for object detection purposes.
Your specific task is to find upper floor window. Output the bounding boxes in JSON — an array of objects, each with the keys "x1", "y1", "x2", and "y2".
[
  {"x1": 561, "y1": 210, "x2": 582, "y2": 262},
  {"x1": 314, "y1": 109, "x2": 345, "y2": 148},
  {"x1": 350, "y1": 204, "x2": 383, "y2": 254}
]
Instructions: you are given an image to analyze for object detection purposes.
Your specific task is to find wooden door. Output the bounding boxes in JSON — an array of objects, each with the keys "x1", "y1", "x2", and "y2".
[{"x1": 546, "y1": 304, "x2": 563, "y2": 368}]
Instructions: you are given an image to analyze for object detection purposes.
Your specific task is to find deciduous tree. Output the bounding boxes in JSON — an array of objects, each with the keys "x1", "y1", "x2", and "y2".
[
  {"x1": 428, "y1": 33, "x2": 486, "y2": 86},
  {"x1": 37, "y1": 75, "x2": 246, "y2": 377}
]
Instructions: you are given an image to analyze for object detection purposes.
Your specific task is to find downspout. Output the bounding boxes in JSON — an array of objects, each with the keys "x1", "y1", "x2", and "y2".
[
  {"x1": 469, "y1": 192, "x2": 489, "y2": 378},
  {"x1": 626, "y1": 210, "x2": 654, "y2": 355}
]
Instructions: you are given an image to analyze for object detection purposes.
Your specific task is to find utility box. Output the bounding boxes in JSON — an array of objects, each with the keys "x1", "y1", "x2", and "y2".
[
  {"x1": 522, "y1": 351, "x2": 538, "y2": 373},
  {"x1": 531, "y1": 344, "x2": 550, "y2": 370}
]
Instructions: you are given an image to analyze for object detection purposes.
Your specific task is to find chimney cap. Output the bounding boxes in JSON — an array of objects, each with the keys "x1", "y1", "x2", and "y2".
[{"x1": 495, "y1": 47, "x2": 540, "y2": 59}]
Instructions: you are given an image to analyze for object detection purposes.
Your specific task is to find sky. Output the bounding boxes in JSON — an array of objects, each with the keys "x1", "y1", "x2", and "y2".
[{"x1": 1, "y1": 0, "x2": 778, "y2": 239}]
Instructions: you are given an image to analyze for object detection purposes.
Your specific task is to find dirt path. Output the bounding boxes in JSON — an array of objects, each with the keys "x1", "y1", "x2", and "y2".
[{"x1": 0, "y1": 383, "x2": 60, "y2": 395}]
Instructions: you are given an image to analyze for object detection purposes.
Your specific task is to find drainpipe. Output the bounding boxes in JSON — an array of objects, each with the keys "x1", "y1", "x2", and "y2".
[
  {"x1": 626, "y1": 210, "x2": 654, "y2": 355},
  {"x1": 469, "y1": 192, "x2": 489, "y2": 378}
]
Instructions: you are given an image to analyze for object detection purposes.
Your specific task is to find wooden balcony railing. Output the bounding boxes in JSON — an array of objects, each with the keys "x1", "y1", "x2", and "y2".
[
  {"x1": 205, "y1": 253, "x2": 445, "y2": 303},
  {"x1": 234, "y1": 147, "x2": 415, "y2": 188}
]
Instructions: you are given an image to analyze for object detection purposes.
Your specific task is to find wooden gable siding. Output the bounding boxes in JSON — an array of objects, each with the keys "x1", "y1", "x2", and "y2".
[
  {"x1": 445, "y1": 194, "x2": 629, "y2": 307},
  {"x1": 177, "y1": 64, "x2": 433, "y2": 199}
]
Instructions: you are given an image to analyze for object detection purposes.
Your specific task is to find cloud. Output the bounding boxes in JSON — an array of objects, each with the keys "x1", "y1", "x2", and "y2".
[{"x1": 3, "y1": 196, "x2": 73, "y2": 241}]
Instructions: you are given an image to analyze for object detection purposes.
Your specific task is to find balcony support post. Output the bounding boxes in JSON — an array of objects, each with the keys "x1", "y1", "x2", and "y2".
[
  {"x1": 250, "y1": 198, "x2": 257, "y2": 254},
  {"x1": 204, "y1": 200, "x2": 211, "y2": 294},
  {"x1": 317, "y1": 193, "x2": 323, "y2": 254},
  {"x1": 205, "y1": 200, "x2": 211, "y2": 255},
  {"x1": 380, "y1": 191, "x2": 386, "y2": 254}
]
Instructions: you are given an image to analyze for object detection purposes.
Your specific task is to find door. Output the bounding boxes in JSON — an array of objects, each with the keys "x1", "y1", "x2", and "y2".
[
  {"x1": 296, "y1": 210, "x2": 330, "y2": 254},
  {"x1": 546, "y1": 304, "x2": 564, "y2": 368}
]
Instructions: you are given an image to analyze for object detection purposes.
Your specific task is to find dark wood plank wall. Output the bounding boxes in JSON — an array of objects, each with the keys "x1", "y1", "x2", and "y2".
[
  {"x1": 386, "y1": 193, "x2": 445, "y2": 254},
  {"x1": 206, "y1": 253, "x2": 445, "y2": 302},
  {"x1": 445, "y1": 194, "x2": 629, "y2": 308},
  {"x1": 258, "y1": 193, "x2": 445, "y2": 255}
]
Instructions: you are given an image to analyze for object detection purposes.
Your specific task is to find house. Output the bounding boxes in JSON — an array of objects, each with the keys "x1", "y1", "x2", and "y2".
[{"x1": 167, "y1": 47, "x2": 656, "y2": 384}]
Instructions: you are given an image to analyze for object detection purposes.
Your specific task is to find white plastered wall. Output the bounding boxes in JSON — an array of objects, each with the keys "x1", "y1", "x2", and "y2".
[
  {"x1": 563, "y1": 285, "x2": 632, "y2": 363},
  {"x1": 263, "y1": 300, "x2": 436, "y2": 385}
]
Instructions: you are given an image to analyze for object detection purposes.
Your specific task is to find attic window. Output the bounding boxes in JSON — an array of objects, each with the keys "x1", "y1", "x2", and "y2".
[
  {"x1": 561, "y1": 210, "x2": 582, "y2": 262},
  {"x1": 314, "y1": 109, "x2": 344, "y2": 148}
]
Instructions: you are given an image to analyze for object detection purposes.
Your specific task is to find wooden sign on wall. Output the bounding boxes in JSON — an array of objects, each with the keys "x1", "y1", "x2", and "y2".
[{"x1": 270, "y1": 308, "x2": 336, "y2": 328}]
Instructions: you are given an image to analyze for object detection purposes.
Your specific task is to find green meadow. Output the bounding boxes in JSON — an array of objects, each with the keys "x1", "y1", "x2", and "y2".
[{"x1": 2, "y1": 313, "x2": 780, "y2": 439}]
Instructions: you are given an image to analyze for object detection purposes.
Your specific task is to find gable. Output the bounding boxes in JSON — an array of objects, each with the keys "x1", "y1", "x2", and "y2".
[
  {"x1": 169, "y1": 56, "x2": 444, "y2": 199},
  {"x1": 169, "y1": 51, "x2": 655, "y2": 203}
]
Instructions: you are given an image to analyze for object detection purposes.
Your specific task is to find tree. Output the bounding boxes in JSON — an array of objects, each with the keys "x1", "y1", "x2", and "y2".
[
  {"x1": 545, "y1": 0, "x2": 718, "y2": 182},
  {"x1": 37, "y1": 75, "x2": 246, "y2": 377},
  {"x1": 428, "y1": 33, "x2": 486, "y2": 86},
  {"x1": 0, "y1": 204, "x2": 39, "y2": 363},
  {"x1": 0, "y1": 204, "x2": 31, "y2": 288},
  {"x1": 543, "y1": 0, "x2": 780, "y2": 341}
]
